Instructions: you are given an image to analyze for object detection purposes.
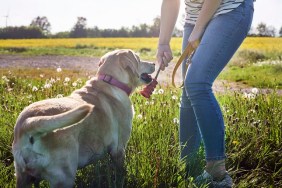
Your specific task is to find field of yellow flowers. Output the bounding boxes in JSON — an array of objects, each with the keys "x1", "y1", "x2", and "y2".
[{"x1": 0, "y1": 37, "x2": 281, "y2": 54}]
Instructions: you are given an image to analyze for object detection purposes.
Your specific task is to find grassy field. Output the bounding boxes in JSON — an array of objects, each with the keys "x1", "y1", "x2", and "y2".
[{"x1": 0, "y1": 37, "x2": 281, "y2": 187}]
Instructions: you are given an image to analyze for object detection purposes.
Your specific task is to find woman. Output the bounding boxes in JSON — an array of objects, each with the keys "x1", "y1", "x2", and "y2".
[{"x1": 157, "y1": 0, "x2": 254, "y2": 186}]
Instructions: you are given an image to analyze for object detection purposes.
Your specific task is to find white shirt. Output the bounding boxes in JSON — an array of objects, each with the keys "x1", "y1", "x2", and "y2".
[{"x1": 185, "y1": 0, "x2": 245, "y2": 24}]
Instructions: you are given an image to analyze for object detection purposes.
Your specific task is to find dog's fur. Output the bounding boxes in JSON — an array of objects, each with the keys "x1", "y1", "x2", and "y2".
[{"x1": 12, "y1": 49, "x2": 155, "y2": 188}]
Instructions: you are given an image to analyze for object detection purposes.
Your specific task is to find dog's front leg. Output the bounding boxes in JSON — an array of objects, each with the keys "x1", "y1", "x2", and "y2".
[
  {"x1": 15, "y1": 172, "x2": 36, "y2": 188},
  {"x1": 110, "y1": 149, "x2": 126, "y2": 188}
]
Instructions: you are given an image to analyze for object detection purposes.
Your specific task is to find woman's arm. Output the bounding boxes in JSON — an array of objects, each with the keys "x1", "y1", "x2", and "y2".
[
  {"x1": 189, "y1": 0, "x2": 222, "y2": 48},
  {"x1": 157, "y1": 0, "x2": 180, "y2": 70},
  {"x1": 159, "y1": 0, "x2": 180, "y2": 45}
]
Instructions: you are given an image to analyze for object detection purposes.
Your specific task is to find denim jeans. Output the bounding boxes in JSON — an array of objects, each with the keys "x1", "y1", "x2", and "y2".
[{"x1": 180, "y1": 0, "x2": 254, "y2": 162}]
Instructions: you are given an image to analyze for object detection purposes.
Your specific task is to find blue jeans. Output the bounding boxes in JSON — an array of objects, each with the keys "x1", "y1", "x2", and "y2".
[{"x1": 180, "y1": 0, "x2": 254, "y2": 162}]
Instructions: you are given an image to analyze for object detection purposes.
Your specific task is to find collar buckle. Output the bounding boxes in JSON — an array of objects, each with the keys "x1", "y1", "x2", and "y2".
[{"x1": 102, "y1": 75, "x2": 112, "y2": 83}]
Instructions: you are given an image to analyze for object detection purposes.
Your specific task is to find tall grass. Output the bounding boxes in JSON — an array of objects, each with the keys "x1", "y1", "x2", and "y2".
[{"x1": 0, "y1": 68, "x2": 281, "y2": 187}]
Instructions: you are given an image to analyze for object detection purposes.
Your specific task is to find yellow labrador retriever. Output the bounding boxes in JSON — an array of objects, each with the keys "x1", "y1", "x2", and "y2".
[{"x1": 12, "y1": 49, "x2": 155, "y2": 188}]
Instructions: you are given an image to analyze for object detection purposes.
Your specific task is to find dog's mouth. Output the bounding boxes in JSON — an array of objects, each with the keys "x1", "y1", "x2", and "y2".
[{"x1": 140, "y1": 73, "x2": 153, "y2": 84}]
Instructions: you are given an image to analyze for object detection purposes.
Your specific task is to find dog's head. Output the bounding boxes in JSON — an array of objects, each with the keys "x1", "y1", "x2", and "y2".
[{"x1": 97, "y1": 49, "x2": 155, "y2": 89}]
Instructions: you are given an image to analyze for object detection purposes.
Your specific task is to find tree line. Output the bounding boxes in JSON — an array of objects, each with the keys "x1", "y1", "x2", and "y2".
[{"x1": 0, "y1": 16, "x2": 281, "y2": 39}]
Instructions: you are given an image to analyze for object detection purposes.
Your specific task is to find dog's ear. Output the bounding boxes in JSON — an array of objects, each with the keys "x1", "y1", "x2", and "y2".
[
  {"x1": 120, "y1": 50, "x2": 139, "y2": 76},
  {"x1": 98, "y1": 58, "x2": 105, "y2": 67}
]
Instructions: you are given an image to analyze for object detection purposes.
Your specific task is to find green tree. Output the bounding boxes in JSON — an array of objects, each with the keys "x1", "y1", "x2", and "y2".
[
  {"x1": 30, "y1": 16, "x2": 51, "y2": 35},
  {"x1": 257, "y1": 23, "x2": 267, "y2": 36},
  {"x1": 70, "y1": 17, "x2": 87, "y2": 38},
  {"x1": 256, "y1": 22, "x2": 276, "y2": 37},
  {"x1": 150, "y1": 17, "x2": 160, "y2": 37}
]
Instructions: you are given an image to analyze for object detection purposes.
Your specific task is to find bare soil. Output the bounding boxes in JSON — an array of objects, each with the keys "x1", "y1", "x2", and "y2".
[{"x1": 0, "y1": 55, "x2": 279, "y2": 95}]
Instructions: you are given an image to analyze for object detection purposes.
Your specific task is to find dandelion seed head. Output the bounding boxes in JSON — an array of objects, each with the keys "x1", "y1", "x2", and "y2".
[
  {"x1": 2, "y1": 76, "x2": 9, "y2": 82},
  {"x1": 50, "y1": 78, "x2": 56, "y2": 84},
  {"x1": 173, "y1": 118, "x2": 179, "y2": 124},
  {"x1": 137, "y1": 114, "x2": 143, "y2": 119},
  {"x1": 32, "y1": 86, "x2": 38, "y2": 92},
  {"x1": 64, "y1": 77, "x2": 70, "y2": 82},
  {"x1": 158, "y1": 89, "x2": 164, "y2": 94},
  {"x1": 251, "y1": 88, "x2": 259, "y2": 94},
  {"x1": 44, "y1": 83, "x2": 52, "y2": 89},
  {"x1": 172, "y1": 95, "x2": 178, "y2": 100},
  {"x1": 56, "y1": 94, "x2": 64, "y2": 98},
  {"x1": 243, "y1": 92, "x2": 256, "y2": 100},
  {"x1": 56, "y1": 67, "x2": 62, "y2": 72},
  {"x1": 72, "y1": 82, "x2": 78, "y2": 87}
]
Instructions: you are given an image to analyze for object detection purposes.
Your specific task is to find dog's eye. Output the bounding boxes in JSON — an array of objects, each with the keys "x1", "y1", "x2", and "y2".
[{"x1": 29, "y1": 136, "x2": 34, "y2": 144}]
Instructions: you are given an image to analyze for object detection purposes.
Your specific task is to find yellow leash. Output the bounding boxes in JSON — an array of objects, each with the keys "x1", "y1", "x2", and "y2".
[{"x1": 171, "y1": 43, "x2": 195, "y2": 87}]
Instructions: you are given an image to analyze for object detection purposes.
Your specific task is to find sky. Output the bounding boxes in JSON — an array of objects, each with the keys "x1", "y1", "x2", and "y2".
[{"x1": 0, "y1": 0, "x2": 281, "y2": 34}]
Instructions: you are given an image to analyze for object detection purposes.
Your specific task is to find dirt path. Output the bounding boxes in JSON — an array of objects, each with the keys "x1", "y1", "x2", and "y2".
[{"x1": 0, "y1": 55, "x2": 279, "y2": 95}]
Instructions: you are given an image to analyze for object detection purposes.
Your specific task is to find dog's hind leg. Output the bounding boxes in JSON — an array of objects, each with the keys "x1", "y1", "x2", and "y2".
[{"x1": 110, "y1": 149, "x2": 126, "y2": 188}]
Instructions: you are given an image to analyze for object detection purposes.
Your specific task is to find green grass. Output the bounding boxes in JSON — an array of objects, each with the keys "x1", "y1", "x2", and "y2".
[
  {"x1": 0, "y1": 68, "x2": 281, "y2": 187},
  {"x1": 219, "y1": 64, "x2": 282, "y2": 89}
]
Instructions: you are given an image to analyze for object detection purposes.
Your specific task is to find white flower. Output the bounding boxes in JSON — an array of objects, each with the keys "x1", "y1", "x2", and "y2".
[
  {"x1": 137, "y1": 114, "x2": 143, "y2": 119},
  {"x1": 40, "y1": 74, "x2": 44, "y2": 78},
  {"x1": 243, "y1": 92, "x2": 256, "y2": 99},
  {"x1": 173, "y1": 118, "x2": 179, "y2": 124},
  {"x1": 50, "y1": 78, "x2": 56, "y2": 84},
  {"x1": 145, "y1": 101, "x2": 150, "y2": 105},
  {"x1": 44, "y1": 83, "x2": 52, "y2": 89},
  {"x1": 72, "y1": 82, "x2": 78, "y2": 87},
  {"x1": 2, "y1": 76, "x2": 9, "y2": 82},
  {"x1": 64, "y1": 77, "x2": 71, "y2": 82},
  {"x1": 32, "y1": 86, "x2": 38, "y2": 91},
  {"x1": 251, "y1": 88, "x2": 259, "y2": 95},
  {"x1": 158, "y1": 89, "x2": 164, "y2": 94},
  {"x1": 172, "y1": 95, "x2": 178, "y2": 100},
  {"x1": 56, "y1": 67, "x2": 62, "y2": 72},
  {"x1": 56, "y1": 94, "x2": 64, "y2": 98}
]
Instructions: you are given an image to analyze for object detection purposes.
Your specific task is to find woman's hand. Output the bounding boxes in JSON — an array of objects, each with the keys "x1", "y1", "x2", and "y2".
[
  {"x1": 188, "y1": 27, "x2": 203, "y2": 50},
  {"x1": 156, "y1": 44, "x2": 173, "y2": 71}
]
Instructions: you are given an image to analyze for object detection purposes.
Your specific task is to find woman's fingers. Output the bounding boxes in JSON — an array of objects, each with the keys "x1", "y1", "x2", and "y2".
[
  {"x1": 156, "y1": 44, "x2": 173, "y2": 71},
  {"x1": 189, "y1": 39, "x2": 200, "y2": 50}
]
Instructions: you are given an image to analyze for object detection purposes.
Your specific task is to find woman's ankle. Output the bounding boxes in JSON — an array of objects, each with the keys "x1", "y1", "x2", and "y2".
[{"x1": 205, "y1": 159, "x2": 226, "y2": 180}]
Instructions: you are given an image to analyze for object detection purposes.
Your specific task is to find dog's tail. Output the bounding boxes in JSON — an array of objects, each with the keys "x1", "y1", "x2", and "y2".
[{"x1": 22, "y1": 104, "x2": 93, "y2": 135}]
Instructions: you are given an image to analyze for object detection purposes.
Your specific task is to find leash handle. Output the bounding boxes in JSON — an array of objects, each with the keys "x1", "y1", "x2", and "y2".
[
  {"x1": 154, "y1": 62, "x2": 163, "y2": 80},
  {"x1": 171, "y1": 43, "x2": 195, "y2": 87}
]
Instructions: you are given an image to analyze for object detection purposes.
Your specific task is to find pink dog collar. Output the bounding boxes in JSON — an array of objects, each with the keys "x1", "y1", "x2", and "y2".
[{"x1": 98, "y1": 74, "x2": 132, "y2": 96}]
